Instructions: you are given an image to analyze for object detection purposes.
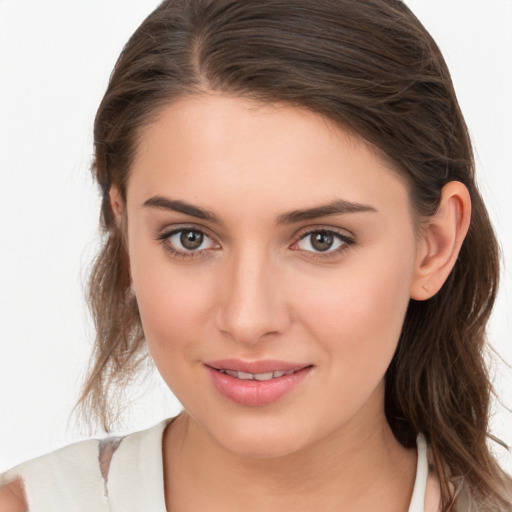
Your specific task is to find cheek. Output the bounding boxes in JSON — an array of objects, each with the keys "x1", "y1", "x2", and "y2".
[
  {"x1": 128, "y1": 242, "x2": 216, "y2": 365},
  {"x1": 132, "y1": 266, "x2": 218, "y2": 402},
  {"x1": 297, "y1": 249, "x2": 415, "y2": 375}
]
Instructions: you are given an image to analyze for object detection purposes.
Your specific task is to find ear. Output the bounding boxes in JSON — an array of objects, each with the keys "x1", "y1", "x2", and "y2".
[
  {"x1": 109, "y1": 185, "x2": 125, "y2": 225},
  {"x1": 410, "y1": 181, "x2": 471, "y2": 300},
  {"x1": 109, "y1": 186, "x2": 133, "y2": 291}
]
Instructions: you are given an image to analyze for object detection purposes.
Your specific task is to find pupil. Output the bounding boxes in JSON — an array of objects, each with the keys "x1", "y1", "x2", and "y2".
[
  {"x1": 311, "y1": 232, "x2": 333, "y2": 251},
  {"x1": 180, "y1": 230, "x2": 203, "y2": 250}
]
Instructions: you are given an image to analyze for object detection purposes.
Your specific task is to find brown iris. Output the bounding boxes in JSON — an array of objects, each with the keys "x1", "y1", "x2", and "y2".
[
  {"x1": 180, "y1": 230, "x2": 204, "y2": 250},
  {"x1": 310, "y1": 231, "x2": 334, "y2": 252}
]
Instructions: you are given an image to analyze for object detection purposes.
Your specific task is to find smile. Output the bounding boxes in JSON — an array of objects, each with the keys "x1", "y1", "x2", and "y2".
[
  {"x1": 217, "y1": 369, "x2": 297, "y2": 381},
  {"x1": 204, "y1": 360, "x2": 313, "y2": 406}
]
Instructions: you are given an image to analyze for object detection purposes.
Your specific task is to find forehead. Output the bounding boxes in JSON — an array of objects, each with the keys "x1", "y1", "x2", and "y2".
[{"x1": 127, "y1": 94, "x2": 410, "y2": 219}]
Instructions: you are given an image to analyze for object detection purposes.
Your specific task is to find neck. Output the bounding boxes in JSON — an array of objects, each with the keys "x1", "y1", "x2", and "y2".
[{"x1": 163, "y1": 406, "x2": 417, "y2": 512}]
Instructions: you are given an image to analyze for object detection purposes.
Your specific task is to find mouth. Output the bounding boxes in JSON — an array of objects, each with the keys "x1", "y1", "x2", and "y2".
[
  {"x1": 215, "y1": 368, "x2": 299, "y2": 381},
  {"x1": 205, "y1": 359, "x2": 311, "y2": 380},
  {"x1": 204, "y1": 359, "x2": 313, "y2": 406}
]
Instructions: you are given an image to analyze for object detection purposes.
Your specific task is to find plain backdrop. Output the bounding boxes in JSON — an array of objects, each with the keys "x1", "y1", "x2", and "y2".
[{"x1": 0, "y1": 0, "x2": 511, "y2": 474}]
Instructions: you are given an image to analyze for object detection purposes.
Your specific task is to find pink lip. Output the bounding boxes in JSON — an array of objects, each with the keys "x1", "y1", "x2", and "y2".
[{"x1": 204, "y1": 359, "x2": 312, "y2": 407}]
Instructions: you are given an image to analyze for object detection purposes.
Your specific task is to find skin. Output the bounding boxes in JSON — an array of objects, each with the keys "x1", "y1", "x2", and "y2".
[
  {"x1": 0, "y1": 93, "x2": 470, "y2": 512},
  {"x1": 116, "y1": 94, "x2": 469, "y2": 511}
]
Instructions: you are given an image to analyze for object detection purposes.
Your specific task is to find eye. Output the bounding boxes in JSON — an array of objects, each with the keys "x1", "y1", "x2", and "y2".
[
  {"x1": 158, "y1": 228, "x2": 218, "y2": 255},
  {"x1": 294, "y1": 229, "x2": 353, "y2": 254}
]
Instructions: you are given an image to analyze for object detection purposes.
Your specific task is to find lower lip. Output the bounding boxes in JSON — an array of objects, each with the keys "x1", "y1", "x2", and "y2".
[{"x1": 205, "y1": 366, "x2": 312, "y2": 406}]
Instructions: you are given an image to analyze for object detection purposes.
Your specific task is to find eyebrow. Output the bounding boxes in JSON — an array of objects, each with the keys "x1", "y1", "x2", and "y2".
[
  {"x1": 143, "y1": 196, "x2": 222, "y2": 224},
  {"x1": 142, "y1": 195, "x2": 376, "y2": 225},
  {"x1": 276, "y1": 199, "x2": 377, "y2": 224}
]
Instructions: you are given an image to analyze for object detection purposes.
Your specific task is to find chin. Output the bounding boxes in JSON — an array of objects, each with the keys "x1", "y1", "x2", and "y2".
[{"x1": 203, "y1": 412, "x2": 318, "y2": 460}]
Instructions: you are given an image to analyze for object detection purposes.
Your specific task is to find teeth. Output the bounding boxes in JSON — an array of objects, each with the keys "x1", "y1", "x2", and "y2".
[
  {"x1": 219, "y1": 369, "x2": 298, "y2": 380},
  {"x1": 253, "y1": 372, "x2": 274, "y2": 381}
]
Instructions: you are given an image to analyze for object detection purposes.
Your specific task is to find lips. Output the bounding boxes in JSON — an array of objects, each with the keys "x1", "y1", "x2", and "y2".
[
  {"x1": 204, "y1": 359, "x2": 312, "y2": 406},
  {"x1": 217, "y1": 368, "x2": 297, "y2": 381},
  {"x1": 205, "y1": 358, "x2": 308, "y2": 374}
]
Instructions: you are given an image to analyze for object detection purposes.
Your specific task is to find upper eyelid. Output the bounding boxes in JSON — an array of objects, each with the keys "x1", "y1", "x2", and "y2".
[
  {"x1": 157, "y1": 224, "x2": 217, "y2": 240},
  {"x1": 293, "y1": 225, "x2": 355, "y2": 242}
]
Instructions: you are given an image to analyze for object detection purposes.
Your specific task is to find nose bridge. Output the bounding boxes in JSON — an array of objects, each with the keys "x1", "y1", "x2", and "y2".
[{"x1": 216, "y1": 245, "x2": 290, "y2": 344}]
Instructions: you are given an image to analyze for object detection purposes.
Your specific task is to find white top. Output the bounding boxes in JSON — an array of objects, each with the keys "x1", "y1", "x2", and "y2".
[{"x1": 1, "y1": 419, "x2": 441, "y2": 511}]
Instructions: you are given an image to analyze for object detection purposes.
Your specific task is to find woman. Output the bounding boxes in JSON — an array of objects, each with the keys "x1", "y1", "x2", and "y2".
[{"x1": 1, "y1": 0, "x2": 511, "y2": 510}]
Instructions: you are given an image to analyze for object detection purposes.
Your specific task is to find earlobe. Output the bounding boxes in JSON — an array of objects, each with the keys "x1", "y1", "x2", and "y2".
[{"x1": 410, "y1": 181, "x2": 471, "y2": 301}]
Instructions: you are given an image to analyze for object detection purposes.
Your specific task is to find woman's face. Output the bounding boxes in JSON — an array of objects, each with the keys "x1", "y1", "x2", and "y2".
[{"x1": 122, "y1": 94, "x2": 423, "y2": 458}]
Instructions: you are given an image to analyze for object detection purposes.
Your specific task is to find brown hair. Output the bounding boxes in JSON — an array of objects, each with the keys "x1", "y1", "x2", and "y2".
[{"x1": 79, "y1": 0, "x2": 511, "y2": 509}]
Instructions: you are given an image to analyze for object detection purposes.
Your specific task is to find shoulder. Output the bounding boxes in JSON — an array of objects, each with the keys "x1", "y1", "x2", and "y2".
[
  {"x1": 0, "y1": 437, "x2": 105, "y2": 511},
  {"x1": 1, "y1": 437, "x2": 102, "y2": 482},
  {"x1": 0, "y1": 479, "x2": 26, "y2": 512},
  {"x1": 0, "y1": 418, "x2": 173, "y2": 511}
]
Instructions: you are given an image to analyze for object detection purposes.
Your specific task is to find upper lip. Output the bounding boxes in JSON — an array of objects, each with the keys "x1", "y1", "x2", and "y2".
[{"x1": 204, "y1": 359, "x2": 311, "y2": 374}]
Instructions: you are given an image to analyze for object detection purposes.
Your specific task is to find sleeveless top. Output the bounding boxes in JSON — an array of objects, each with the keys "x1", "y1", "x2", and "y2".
[{"x1": 1, "y1": 419, "x2": 445, "y2": 511}]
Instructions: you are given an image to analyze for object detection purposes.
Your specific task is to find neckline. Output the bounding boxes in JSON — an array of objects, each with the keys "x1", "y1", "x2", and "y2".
[
  {"x1": 107, "y1": 419, "x2": 431, "y2": 512},
  {"x1": 408, "y1": 433, "x2": 429, "y2": 512}
]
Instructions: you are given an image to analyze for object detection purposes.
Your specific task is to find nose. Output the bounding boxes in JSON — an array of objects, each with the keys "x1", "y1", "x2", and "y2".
[{"x1": 215, "y1": 248, "x2": 292, "y2": 346}]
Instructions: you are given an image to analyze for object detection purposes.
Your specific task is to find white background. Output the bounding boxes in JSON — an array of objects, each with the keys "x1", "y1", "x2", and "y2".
[{"x1": 0, "y1": 0, "x2": 511, "y2": 474}]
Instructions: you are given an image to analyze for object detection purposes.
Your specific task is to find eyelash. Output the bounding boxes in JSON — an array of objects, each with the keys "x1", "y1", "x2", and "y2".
[
  {"x1": 156, "y1": 226, "x2": 356, "y2": 260},
  {"x1": 156, "y1": 226, "x2": 219, "y2": 260},
  {"x1": 292, "y1": 228, "x2": 356, "y2": 260}
]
